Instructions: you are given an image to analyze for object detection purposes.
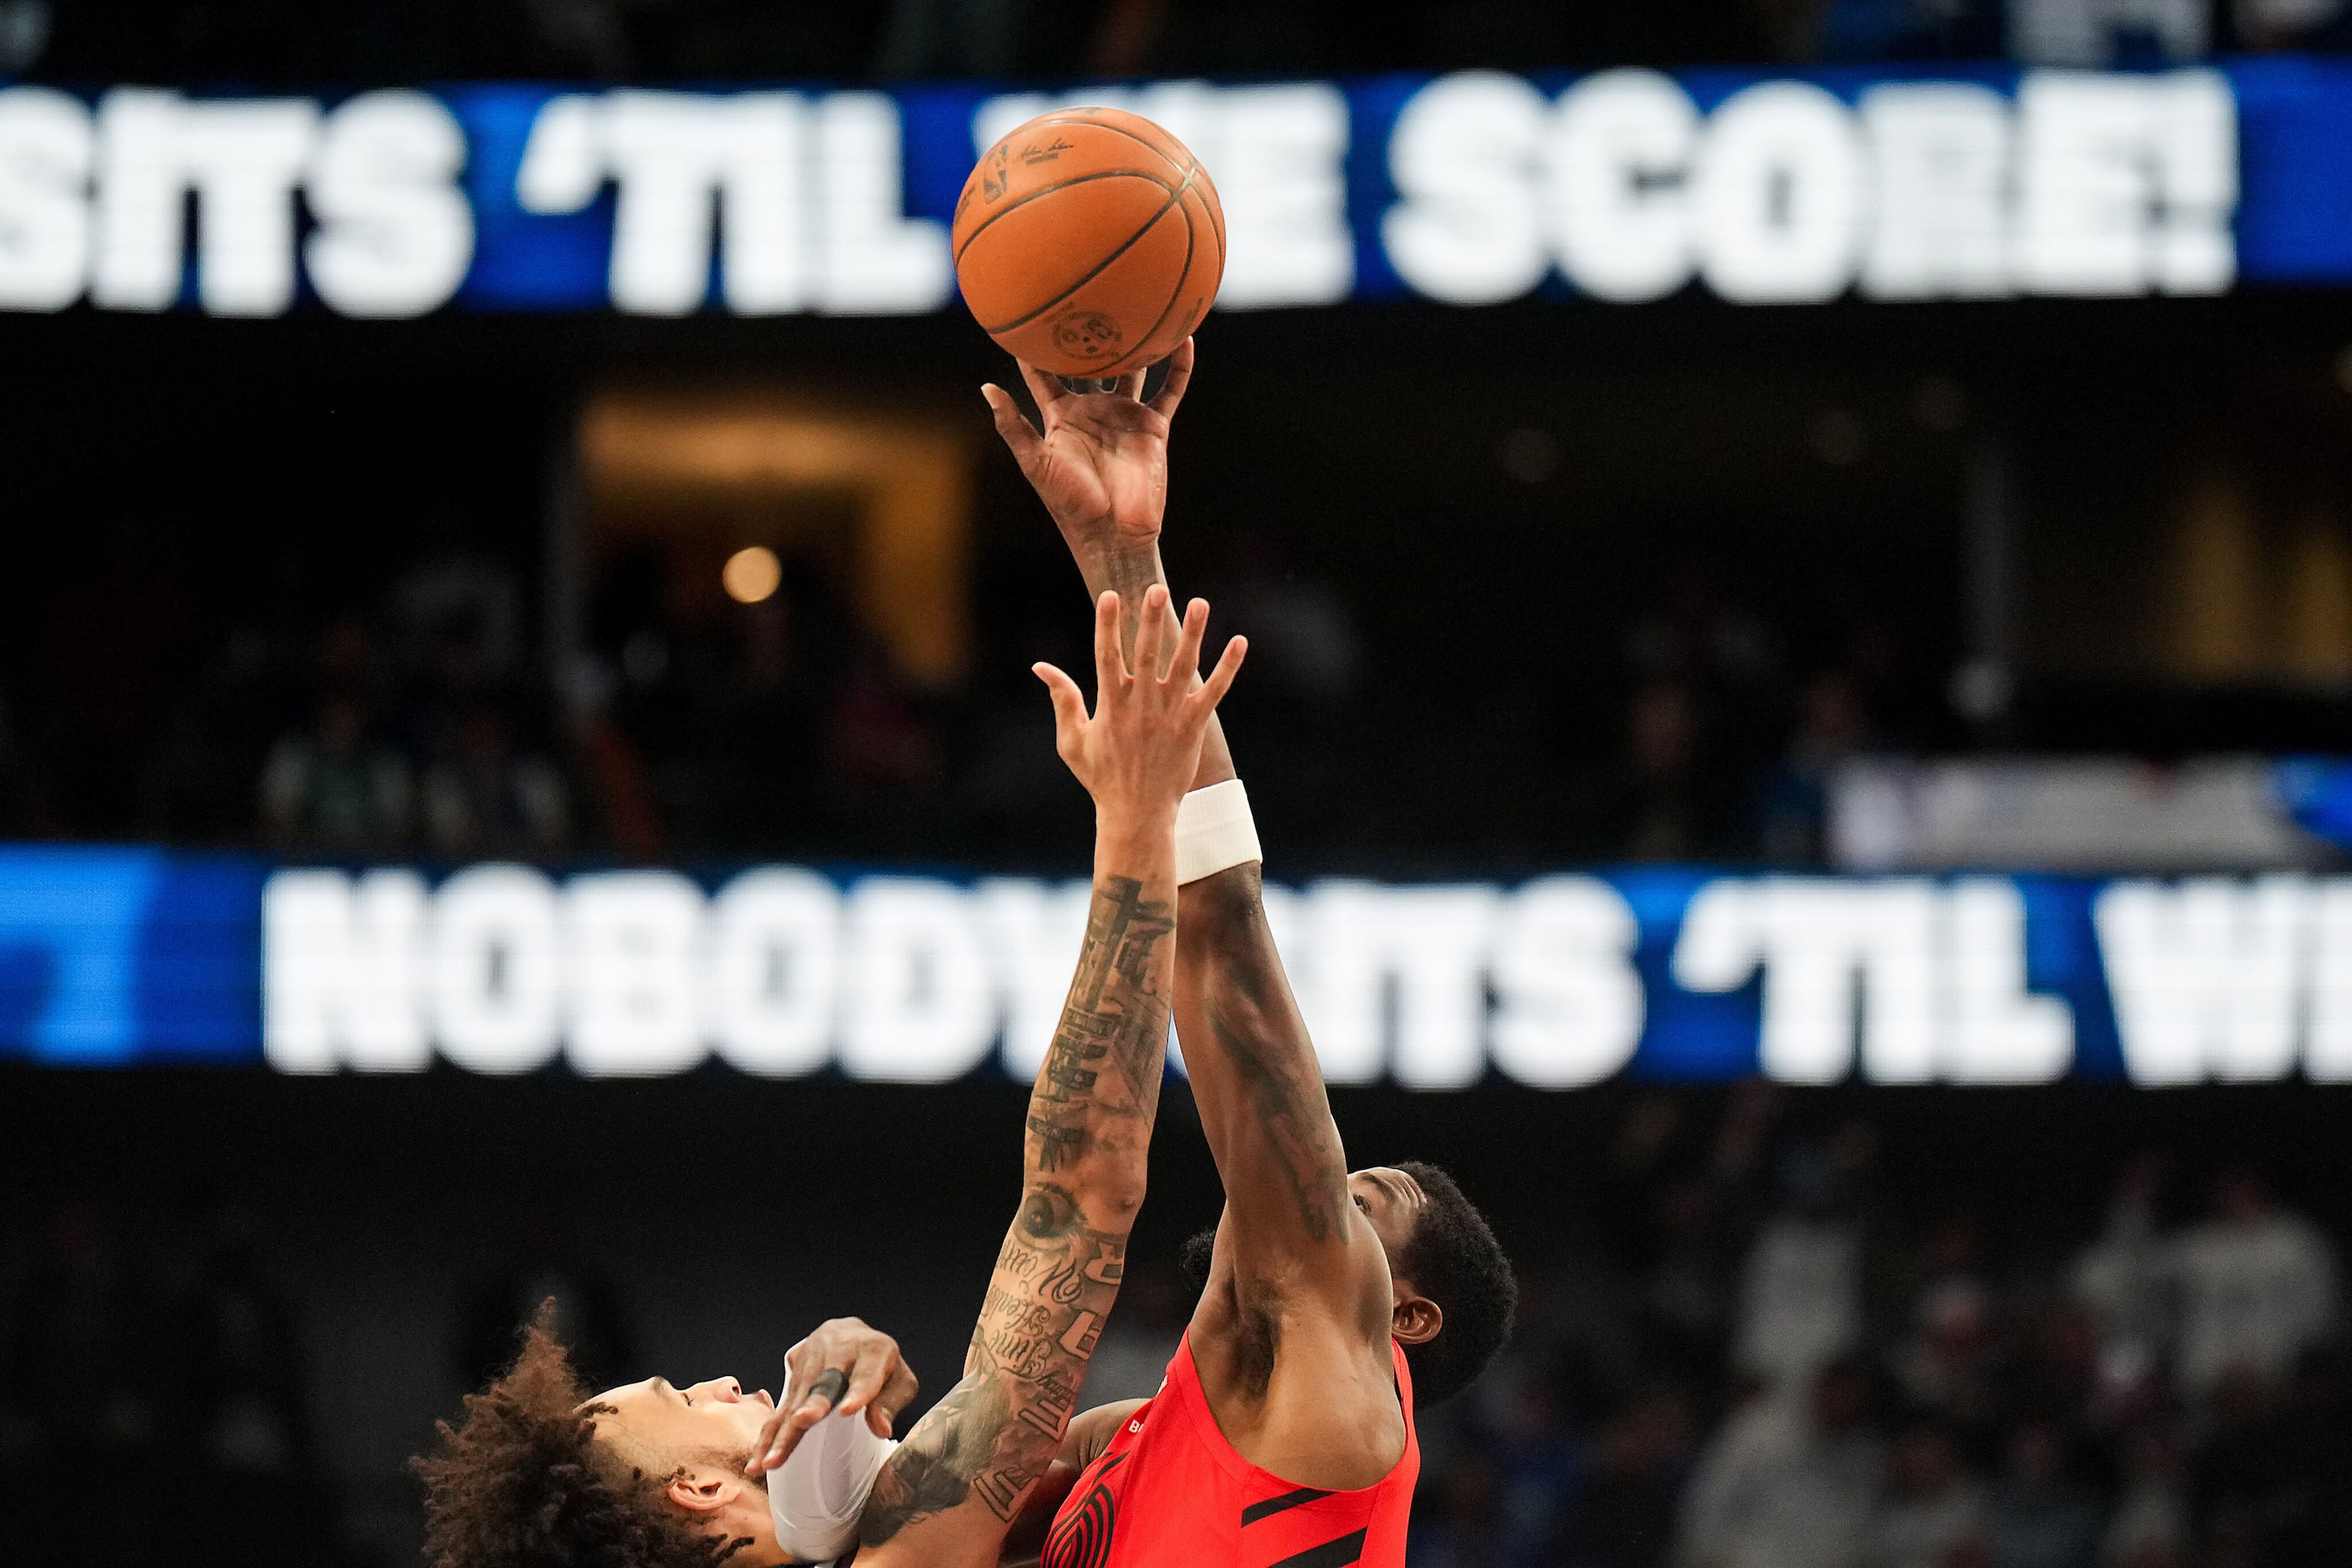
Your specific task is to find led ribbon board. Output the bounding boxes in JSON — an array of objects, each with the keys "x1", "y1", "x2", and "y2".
[
  {"x1": 3, "y1": 849, "x2": 2350, "y2": 1087},
  {"x1": 3, "y1": 58, "x2": 2351, "y2": 318}
]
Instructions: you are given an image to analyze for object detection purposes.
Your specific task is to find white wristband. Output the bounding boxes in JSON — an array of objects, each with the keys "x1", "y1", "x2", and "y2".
[{"x1": 1175, "y1": 779, "x2": 1262, "y2": 886}]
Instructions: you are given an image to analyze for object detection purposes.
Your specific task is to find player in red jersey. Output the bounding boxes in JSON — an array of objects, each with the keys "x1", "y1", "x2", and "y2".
[
  {"x1": 415, "y1": 585, "x2": 1243, "y2": 1568},
  {"x1": 979, "y1": 342, "x2": 1519, "y2": 1568}
]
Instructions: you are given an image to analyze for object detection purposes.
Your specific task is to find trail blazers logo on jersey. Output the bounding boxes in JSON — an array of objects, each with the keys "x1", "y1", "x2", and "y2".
[{"x1": 1042, "y1": 1452, "x2": 1125, "y2": 1568}]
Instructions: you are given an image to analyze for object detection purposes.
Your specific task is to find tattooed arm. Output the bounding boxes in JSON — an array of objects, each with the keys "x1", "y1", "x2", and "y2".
[
  {"x1": 984, "y1": 347, "x2": 1402, "y2": 1492},
  {"x1": 984, "y1": 345, "x2": 1375, "y2": 1315},
  {"x1": 851, "y1": 588, "x2": 1243, "y2": 1568}
]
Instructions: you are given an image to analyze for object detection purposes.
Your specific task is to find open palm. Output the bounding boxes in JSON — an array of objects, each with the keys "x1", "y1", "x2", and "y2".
[{"x1": 982, "y1": 336, "x2": 1196, "y2": 554}]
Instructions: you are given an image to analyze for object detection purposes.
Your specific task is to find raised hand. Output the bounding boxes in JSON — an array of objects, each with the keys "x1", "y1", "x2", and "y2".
[
  {"x1": 745, "y1": 1316, "x2": 921, "y2": 1475},
  {"x1": 981, "y1": 337, "x2": 1196, "y2": 559},
  {"x1": 1034, "y1": 583, "x2": 1243, "y2": 826}
]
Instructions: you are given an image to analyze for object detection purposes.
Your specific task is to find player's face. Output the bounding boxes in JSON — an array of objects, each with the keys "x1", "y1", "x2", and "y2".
[
  {"x1": 1348, "y1": 1166, "x2": 1427, "y2": 1264},
  {"x1": 591, "y1": 1374, "x2": 776, "y2": 1460}
]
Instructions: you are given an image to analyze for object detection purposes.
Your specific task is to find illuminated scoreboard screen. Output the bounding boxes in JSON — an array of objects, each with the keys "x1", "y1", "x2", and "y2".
[
  {"x1": 3, "y1": 57, "x2": 2352, "y2": 319},
  {"x1": 1, "y1": 849, "x2": 2345, "y2": 1088}
]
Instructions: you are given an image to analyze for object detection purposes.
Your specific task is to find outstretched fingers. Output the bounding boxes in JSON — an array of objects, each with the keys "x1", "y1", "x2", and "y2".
[
  {"x1": 1015, "y1": 360, "x2": 1070, "y2": 422},
  {"x1": 1034, "y1": 662, "x2": 1087, "y2": 755},
  {"x1": 1168, "y1": 597, "x2": 1211, "y2": 689},
  {"x1": 980, "y1": 383, "x2": 1044, "y2": 468},
  {"x1": 1092, "y1": 589, "x2": 1128, "y2": 691},
  {"x1": 1195, "y1": 632, "x2": 1248, "y2": 711},
  {"x1": 1133, "y1": 584, "x2": 1172, "y2": 685}
]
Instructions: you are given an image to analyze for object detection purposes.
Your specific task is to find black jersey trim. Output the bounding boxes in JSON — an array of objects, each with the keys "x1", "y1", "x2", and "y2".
[{"x1": 1241, "y1": 1487, "x2": 1334, "y2": 1526}]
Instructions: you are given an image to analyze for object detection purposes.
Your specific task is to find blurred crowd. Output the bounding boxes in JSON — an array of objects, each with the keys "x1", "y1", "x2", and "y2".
[
  {"x1": 1412, "y1": 1088, "x2": 2349, "y2": 1568},
  {"x1": 0, "y1": 1199, "x2": 350, "y2": 1568},
  {"x1": 0, "y1": 513, "x2": 592, "y2": 862},
  {"x1": 15, "y1": 0, "x2": 2352, "y2": 85},
  {"x1": 9, "y1": 1089, "x2": 2348, "y2": 1568},
  {"x1": 0, "y1": 505, "x2": 1932, "y2": 868}
]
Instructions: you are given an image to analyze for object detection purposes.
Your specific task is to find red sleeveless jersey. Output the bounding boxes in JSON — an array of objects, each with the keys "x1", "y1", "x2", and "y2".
[{"x1": 1042, "y1": 1332, "x2": 1419, "y2": 1568}]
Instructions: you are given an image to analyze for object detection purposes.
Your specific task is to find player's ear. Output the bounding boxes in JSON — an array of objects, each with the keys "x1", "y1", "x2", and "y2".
[
  {"x1": 1390, "y1": 1288, "x2": 1442, "y2": 1348},
  {"x1": 666, "y1": 1467, "x2": 745, "y2": 1515}
]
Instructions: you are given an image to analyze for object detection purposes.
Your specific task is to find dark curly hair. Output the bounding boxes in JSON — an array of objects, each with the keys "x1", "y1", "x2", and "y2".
[
  {"x1": 1392, "y1": 1161, "x2": 1515, "y2": 1409},
  {"x1": 412, "y1": 1303, "x2": 751, "y2": 1568}
]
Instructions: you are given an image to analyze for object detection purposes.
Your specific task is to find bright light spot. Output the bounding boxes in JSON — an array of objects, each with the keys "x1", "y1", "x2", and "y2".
[{"x1": 723, "y1": 545, "x2": 781, "y2": 604}]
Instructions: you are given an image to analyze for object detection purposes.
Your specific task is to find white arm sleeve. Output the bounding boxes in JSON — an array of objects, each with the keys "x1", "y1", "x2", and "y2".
[{"x1": 766, "y1": 1370, "x2": 898, "y2": 1565}]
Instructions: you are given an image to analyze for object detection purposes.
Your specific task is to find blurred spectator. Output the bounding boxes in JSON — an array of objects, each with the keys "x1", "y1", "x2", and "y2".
[
  {"x1": 1416, "y1": 1447, "x2": 1509, "y2": 1568},
  {"x1": 2234, "y1": 0, "x2": 2352, "y2": 48},
  {"x1": 823, "y1": 645, "x2": 946, "y2": 799},
  {"x1": 1861, "y1": 1422, "x2": 1988, "y2": 1568},
  {"x1": 419, "y1": 701, "x2": 571, "y2": 857},
  {"x1": 1488, "y1": 1367, "x2": 1587, "y2": 1565},
  {"x1": 1610, "y1": 683, "x2": 1713, "y2": 862},
  {"x1": 2102, "y1": 1426, "x2": 2188, "y2": 1567},
  {"x1": 1985, "y1": 1421, "x2": 2102, "y2": 1568},
  {"x1": 387, "y1": 503, "x2": 522, "y2": 680},
  {"x1": 167, "y1": 1206, "x2": 341, "y2": 1565},
  {"x1": 2, "y1": 1200, "x2": 168, "y2": 1557},
  {"x1": 1753, "y1": 670, "x2": 1869, "y2": 865},
  {"x1": 403, "y1": 609, "x2": 504, "y2": 763},
  {"x1": 2071, "y1": 1155, "x2": 2173, "y2": 1417},
  {"x1": 2168, "y1": 1170, "x2": 2337, "y2": 1407},
  {"x1": 1744, "y1": 0, "x2": 1831, "y2": 59},
  {"x1": 1555, "y1": 1384, "x2": 1696, "y2": 1568},
  {"x1": 258, "y1": 695, "x2": 412, "y2": 851},
  {"x1": 878, "y1": 0, "x2": 1060, "y2": 77},
  {"x1": 1818, "y1": 0, "x2": 2000, "y2": 58},
  {"x1": 1732, "y1": 1144, "x2": 1863, "y2": 1393},
  {"x1": 1636, "y1": 1175, "x2": 1743, "y2": 1383},
  {"x1": 1889, "y1": 1212, "x2": 2001, "y2": 1436},
  {"x1": 2007, "y1": 0, "x2": 2207, "y2": 63},
  {"x1": 1675, "y1": 1359, "x2": 1882, "y2": 1568}
]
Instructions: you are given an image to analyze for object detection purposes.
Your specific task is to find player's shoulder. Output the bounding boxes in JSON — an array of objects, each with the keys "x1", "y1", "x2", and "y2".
[{"x1": 1067, "y1": 1397, "x2": 1149, "y2": 1467}]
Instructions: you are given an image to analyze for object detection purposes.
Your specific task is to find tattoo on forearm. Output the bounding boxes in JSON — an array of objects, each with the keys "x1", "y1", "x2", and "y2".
[
  {"x1": 1191, "y1": 869, "x2": 1349, "y2": 1243},
  {"x1": 860, "y1": 1191, "x2": 1131, "y2": 1545},
  {"x1": 858, "y1": 876, "x2": 1173, "y2": 1550},
  {"x1": 1030, "y1": 876, "x2": 1174, "y2": 1161}
]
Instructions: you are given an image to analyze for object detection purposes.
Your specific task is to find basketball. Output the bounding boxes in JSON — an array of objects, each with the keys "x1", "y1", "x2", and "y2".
[{"x1": 953, "y1": 108, "x2": 1227, "y2": 379}]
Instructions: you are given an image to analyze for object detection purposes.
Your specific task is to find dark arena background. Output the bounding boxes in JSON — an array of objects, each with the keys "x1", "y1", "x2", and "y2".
[{"x1": 9, "y1": 5, "x2": 2352, "y2": 1568}]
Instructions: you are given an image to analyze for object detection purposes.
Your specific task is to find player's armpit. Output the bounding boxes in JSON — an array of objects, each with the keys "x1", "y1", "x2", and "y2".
[{"x1": 1173, "y1": 863, "x2": 1367, "y2": 1299}]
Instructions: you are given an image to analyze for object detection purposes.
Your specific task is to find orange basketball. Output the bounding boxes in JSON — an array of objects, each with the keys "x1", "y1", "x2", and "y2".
[{"x1": 953, "y1": 107, "x2": 1226, "y2": 379}]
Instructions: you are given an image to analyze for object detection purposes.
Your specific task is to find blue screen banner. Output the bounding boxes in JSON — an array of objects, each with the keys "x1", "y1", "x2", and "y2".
[
  {"x1": 2, "y1": 847, "x2": 2346, "y2": 1089},
  {"x1": 3, "y1": 59, "x2": 2352, "y2": 321}
]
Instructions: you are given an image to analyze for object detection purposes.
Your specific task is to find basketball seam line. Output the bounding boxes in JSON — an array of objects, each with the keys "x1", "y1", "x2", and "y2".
[
  {"x1": 1009, "y1": 120, "x2": 1216, "y2": 267},
  {"x1": 954, "y1": 168, "x2": 1177, "y2": 267},
  {"x1": 1092, "y1": 182, "x2": 1200, "y2": 379},
  {"x1": 980, "y1": 162, "x2": 1200, "y2": 339}
]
